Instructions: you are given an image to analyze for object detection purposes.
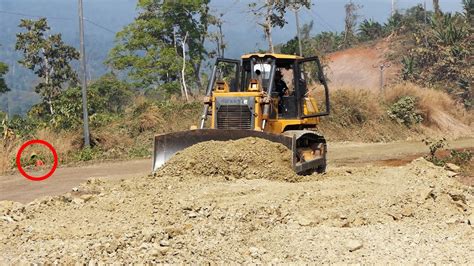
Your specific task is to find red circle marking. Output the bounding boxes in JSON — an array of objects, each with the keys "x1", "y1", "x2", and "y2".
[{"x1": 16, "y1": 140, "x2": 58, "y2": 181}]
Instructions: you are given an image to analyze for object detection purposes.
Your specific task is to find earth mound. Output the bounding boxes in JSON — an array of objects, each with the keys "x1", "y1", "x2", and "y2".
[
  {"x1": 157, "y1": 137, "x2": 300, "y2": 182},
  {"x1": 1, "y1": 157, "x2": 473, "y2": 264}
]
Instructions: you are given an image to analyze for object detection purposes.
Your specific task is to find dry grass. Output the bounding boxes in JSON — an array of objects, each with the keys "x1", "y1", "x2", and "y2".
[
  {"x1": 0, "y1": 139, "x2": 19, "y2": 174},
  {"x1": 384, "y1": 83, "x2": 474, "y2": 137},
  {"x1": 319, "y1": 87, "x2": 415, "y2": 142},
  {"x1": 34, "y1": 129, "x2": 77, "y2": 163},
  {"x1": 0, "y1": 129, "x2": 79, "y2": 174},
  {"x1": 319, "y1": 84, "x2": 473, "y2": 142}
]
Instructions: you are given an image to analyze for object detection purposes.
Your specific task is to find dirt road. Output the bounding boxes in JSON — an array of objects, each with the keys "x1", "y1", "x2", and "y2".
[
  {"x1": 0, "y1": 160, "x2": 150, "y2": 203},
  {"x1": 1, "y1": 138, "x2": 473, "y2": 203}
]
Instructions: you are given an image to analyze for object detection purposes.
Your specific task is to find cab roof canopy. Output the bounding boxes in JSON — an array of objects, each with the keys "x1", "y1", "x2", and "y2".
[{"x1": 241, "y1": 53, "x2": 303, "y2": 60}]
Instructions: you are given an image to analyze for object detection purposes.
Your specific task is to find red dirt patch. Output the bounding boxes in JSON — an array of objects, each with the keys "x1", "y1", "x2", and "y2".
[{"x1": 326, "y1": 39, "x2": 400, "y2": 90}]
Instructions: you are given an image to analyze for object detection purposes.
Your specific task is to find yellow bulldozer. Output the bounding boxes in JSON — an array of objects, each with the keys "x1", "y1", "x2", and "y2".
[{"x1": 153, "y1": 53, "x2": 330, "y2": 175}]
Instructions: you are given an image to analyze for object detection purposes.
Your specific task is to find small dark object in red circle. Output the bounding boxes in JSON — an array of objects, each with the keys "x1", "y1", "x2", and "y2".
[{"x1": 16, "y1": 140, "x2": 58, "y2": 181}]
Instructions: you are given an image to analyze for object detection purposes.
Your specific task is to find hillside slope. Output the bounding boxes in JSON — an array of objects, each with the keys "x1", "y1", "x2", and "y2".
[{"x1": 326, "y1": 39, "x2": 400, "y2": 91}]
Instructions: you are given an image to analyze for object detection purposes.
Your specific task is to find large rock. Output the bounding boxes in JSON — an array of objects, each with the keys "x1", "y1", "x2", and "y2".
[
  {"x1": 346, "y1": 240, "x2": 363, "y2": 252},
  {"x1": 468, "y1": 213, "x2": 474, "y2": 228},
  {"x1": 445, "y1": 163, "x2": 461, "y2": 172}
]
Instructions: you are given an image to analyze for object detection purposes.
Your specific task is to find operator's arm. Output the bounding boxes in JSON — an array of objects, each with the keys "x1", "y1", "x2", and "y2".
[{"x1": 282, "y1": 81, "x2": 289, "y2": 95}]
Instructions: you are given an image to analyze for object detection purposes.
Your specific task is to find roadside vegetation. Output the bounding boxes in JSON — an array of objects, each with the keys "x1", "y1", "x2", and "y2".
[
  {"x1": 0, "y1": 0, "x2": 473, "y2": 174},
  {"x1": 320, "y1": 83, "x2": 473, "y2": 142},
  {"x1": 422, "y1": 137, "x2": 473, "y2": 177}
]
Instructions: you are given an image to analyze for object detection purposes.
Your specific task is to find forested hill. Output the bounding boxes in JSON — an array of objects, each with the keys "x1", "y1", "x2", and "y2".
[{"x1": 0, "y1": 0, "x2": 136, "y2": 114}]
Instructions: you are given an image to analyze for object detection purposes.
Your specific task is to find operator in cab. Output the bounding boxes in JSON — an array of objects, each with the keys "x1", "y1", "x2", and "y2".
[{"x1": 274, "y1": 70, "x2": 288, "y2": 113}]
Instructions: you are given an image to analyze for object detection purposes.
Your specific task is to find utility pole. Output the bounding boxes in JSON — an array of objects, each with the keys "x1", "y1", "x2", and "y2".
[
  {"x1": 295, "y1": 8, "x2": 303, "y2": 56},
  {"x1": 5, "y1": 91, "x2": 9, "y2": 118},
  {"x1": 391, "y1": 0, "x2": 397, "y2": 16},
  {"x1": 78, "y1": 0, "x2": 90, "y2": 148},
  {"x1": 373, "y1": 62, "x2": 391, "y2": 94},
  {"x1": 423, "y1": 0, "x2": 428, "y2": 24},
  {"x1": 290, "y1": 4, "x2": 303, "y2": 56}
]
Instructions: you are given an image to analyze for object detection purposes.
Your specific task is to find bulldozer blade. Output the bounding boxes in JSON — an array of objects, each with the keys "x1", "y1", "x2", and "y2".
[{"x1": 152, "y1": 129, "x2": 294, "y2": 172}]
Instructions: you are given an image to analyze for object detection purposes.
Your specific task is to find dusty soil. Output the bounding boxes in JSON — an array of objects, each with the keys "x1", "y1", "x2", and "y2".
[
  {"x1": 326, "y1": 39, "x2": 400, "y2": 90},
  {"x1": 1, "y1": 138, "x2": 473, "y2": 204},
  {"x1": 1, "y1": 138, "x2": 473, "y2": 264}
]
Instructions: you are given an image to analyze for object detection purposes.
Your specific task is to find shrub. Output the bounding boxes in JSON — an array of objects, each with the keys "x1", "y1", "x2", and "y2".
[
  {"x1": 423, "y1": 137, "x2": 473, "y2": 167},
  {"x1": 387, "y1": 96, "x2": 423, "y2": 126},
  {"x1": 398, "y1": 9, "x2": 472, "y2": 105},
  {"x1": 358, "y1": 19, "x2": 383, "y2": 41},
  {"x1": 75, "y1": 147, "x2": 99, "y2": 162},
  {"x1": 423, "y1": 137, "x2": 447, "y2": 166},
  {"x1": 384, "y1": 83, "x2": 473, "y2": 132},
  {"x1": 449, "y1": 149, "x2": 473, "y2": 166},
  {"x1": 6, "y1": 115, "x2": 37, "y2": 137}
]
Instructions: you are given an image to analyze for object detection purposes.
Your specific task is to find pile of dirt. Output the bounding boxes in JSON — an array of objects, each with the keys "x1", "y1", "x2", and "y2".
[
  {"x1": 1, "y1": 157, "x2": 473, "y2": 264},
  {"x1": 157, "y1": 138, "x2": 299, "y2": 182}
]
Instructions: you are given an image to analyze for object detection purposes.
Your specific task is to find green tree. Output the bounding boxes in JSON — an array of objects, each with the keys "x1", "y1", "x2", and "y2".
[
  {"x1": 312, "y1": 31, "x2": 344, "y2": 53},
  {"x1": 88, "y1": 74, "x2": 134, "y2": 113},
  {"x1": 15, "y1": 18, "x2": 79, "y2": 115},
  {"x1": 463, "y1": 0, "x2": 473, "y2": 24},
  {"x1": 280, "y1": 36, "x2": 299, "y2": 55},
  {"x1": 433, "y1": 0, "x2": 442, "y2": 17},
  {"x1": 279, "y1": 21, "x2": 314, "y2": 55},
  {"x1": 108, "y1": 0, "x2": 211, "y2": 99},
  {"x1": 383, "y1": 5, "x2": 429, "y2": 35},
  {"x1": 401, "y1": 7, "x2": 472, "y2": 108},
  {"x1": 0, "y1": 44, "x2": 9, "y2": 94},
  {"x1": 358, "y1": 19, "x2": 383, "y2": 41},
  {"x1": 29, "y1": 74, "x2": 134, "y2": 131},
  {"x1": 0, "y1": 61, "x2": 8, "y2": 94},
  {"x1": 249, "y1": 0, "x2": 311, "y2": 53}
]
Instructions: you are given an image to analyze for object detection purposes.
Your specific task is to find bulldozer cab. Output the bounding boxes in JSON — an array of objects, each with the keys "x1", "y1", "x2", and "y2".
[{"x1": 206, "y1": 53, "x2": 330, "y2": 124}]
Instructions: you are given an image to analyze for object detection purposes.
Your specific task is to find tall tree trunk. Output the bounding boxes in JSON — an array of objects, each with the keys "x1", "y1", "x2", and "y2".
[
  {"x1": 264, "y1": 3, "x2": 274, "y2": 53},
  {"x1": 193, "y1": 64, "x2": 203, "y2": 93},
  {"x1": 173, "y1": 28, "x2": 185, "y2": 97},
  {"x1": 215, "y1": 36, "x2": 221, "y2": 57},
  {"x1": 48, "y1": 97, "x2": 54, "y2": 115},
  {"x1": 42, "y1": 47, "x2": 55, "y2": 115},
  {"x1": 181, "y1": 32, "x2": 189, "y2": 102},
  {"x1": 265, "y1": 24, "x2": 274, "y2": 53},
  {"x1": 45, "y1": 78, "x2": 55, "y2": 115},
  {"x1": 433, "y1": 0, "x2": 442, "y2": 16},
  {"x1": 218, "y1": 23, "x2": 225, "y2": 57}
]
